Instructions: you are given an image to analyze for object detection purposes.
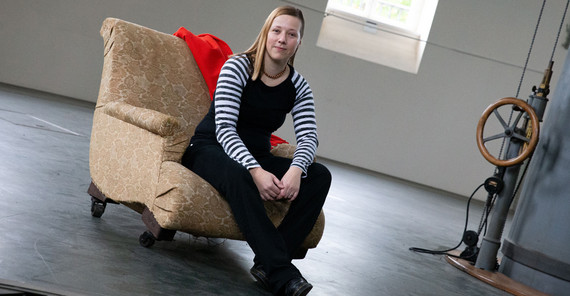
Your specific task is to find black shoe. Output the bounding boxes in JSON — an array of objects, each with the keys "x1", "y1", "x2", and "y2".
[
  {"x1": 250, "y1": 264, "x2": 270, "y2": 289},
  {"x1": 284, "y1": 277, "x2": 313, "y2": 296}
]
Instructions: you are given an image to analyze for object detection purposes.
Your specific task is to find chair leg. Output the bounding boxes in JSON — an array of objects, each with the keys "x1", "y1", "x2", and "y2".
[
  {"x1": 87, "y1": 181, "x2": 116, "y2": 217},
  {"x1": 88, "y1": 181, "x2": 175, "y2": 247},
  {"x1": 87, "y1": 181, "x2": 106, "y2": 202},
  {"x1": 141, "y1": 206, "x2": 176, "y2": 244}
]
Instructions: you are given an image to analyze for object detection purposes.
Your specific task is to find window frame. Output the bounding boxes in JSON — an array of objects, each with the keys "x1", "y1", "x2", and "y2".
[
  {"x1": 316, "y1": 0, "x2": 438, "y2": 74},
  {"x1": 325, "y1": 0, "x2": 425, "y2": 34}
]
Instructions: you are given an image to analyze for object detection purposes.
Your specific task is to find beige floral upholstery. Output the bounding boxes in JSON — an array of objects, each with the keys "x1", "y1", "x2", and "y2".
[{"x1": 89, "y1": 18, "x2": 325, "y2": 249}]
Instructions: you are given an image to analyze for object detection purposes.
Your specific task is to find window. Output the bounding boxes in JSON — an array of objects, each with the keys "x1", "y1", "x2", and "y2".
[
  {"x1": 317, "y1": 0, "x2": 439, "y2": 73},
  {"x1": 326, "y1": 0, "x2": 415, "y2": 30}
]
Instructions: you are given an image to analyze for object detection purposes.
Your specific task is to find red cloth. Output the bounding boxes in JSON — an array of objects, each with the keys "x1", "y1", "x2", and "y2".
[
  {"x1": 174, "y1": 27, "x2": 288, "y2": 148},
  {"x1": 173, "y1": 27, "x2": 233, "y2": 100},
  {"x1": 269, "y1": 134, "x2": 287, "y2": 149}
]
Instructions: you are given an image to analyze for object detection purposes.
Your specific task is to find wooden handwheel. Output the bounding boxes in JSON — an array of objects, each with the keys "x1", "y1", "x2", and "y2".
[{"x1": 476, "y1": 97, "x2": 539, "y2": 167}]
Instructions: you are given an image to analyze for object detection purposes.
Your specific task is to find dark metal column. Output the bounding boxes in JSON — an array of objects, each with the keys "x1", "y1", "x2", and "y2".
[{"x1": 498, "y1": 51, "x2": 570, "y2": 295}]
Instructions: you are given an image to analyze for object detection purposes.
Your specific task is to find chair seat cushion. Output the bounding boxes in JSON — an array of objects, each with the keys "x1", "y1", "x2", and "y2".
[{"x1": 152, "y1": 161, "x2": 323, "y2": 248}]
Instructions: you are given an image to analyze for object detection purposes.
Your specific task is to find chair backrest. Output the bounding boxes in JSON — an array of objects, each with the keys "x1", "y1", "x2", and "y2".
[{"x1": 97, "y1": 18, "x2": 211, "y2": 138}]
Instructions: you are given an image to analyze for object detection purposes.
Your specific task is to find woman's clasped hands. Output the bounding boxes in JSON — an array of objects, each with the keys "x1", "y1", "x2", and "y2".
[{"x1": 250, "y1": 166, "x2": 302, "y2": 201}]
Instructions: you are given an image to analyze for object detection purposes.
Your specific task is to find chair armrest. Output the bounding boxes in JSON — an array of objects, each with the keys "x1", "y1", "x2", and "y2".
[
  {"x1": 270, "y1": 143, "x2": 296, "y2": 159},
  {"x1": 102, "y1": 101, "x2": 182, "y2": 137},
  {"x1": 89, "y1": 105, "x2": 189, "y2": 206},
  {"x1": 271, "y1": 143, "x2": 318, "y2": 164}
]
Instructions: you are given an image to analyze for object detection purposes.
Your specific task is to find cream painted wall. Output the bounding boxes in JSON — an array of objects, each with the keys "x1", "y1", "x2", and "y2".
[{"x1": 1, "y1": 0, "x2": 568, "y2": 199}]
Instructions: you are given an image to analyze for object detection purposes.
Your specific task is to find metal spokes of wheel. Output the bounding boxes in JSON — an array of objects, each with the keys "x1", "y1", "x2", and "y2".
[{"x1": 476, "y1": 97, "x2": 539, "y2": 167}]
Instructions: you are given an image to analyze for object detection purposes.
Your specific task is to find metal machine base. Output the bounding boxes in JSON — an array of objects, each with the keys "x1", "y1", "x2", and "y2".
[{"x1": 445, "y1": 251, "x2": 547, "y2": 296}]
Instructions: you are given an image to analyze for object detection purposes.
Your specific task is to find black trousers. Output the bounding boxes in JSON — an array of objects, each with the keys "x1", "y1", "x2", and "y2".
[{"x1": 182, "y1": 142, "x2": 331, "y2": 293}]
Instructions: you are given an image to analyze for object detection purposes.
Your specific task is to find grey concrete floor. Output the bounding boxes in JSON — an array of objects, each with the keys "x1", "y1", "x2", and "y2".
[{"x1": 0, "y1": 83, "x2": 512, "y2": 295}]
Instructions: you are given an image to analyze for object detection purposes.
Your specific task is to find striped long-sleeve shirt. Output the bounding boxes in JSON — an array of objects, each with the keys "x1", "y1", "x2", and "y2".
[{"x1": 212, "y1": 54, "x2": 319, "y2": 175}]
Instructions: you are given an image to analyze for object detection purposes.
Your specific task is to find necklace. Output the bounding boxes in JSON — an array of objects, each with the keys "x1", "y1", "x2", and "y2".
[{"x1": 263, "y1": 66, "x2": 287, "y2": 79}]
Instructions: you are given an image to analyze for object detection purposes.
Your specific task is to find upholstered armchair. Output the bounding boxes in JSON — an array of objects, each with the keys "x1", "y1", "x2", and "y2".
[{"x1": 88, "y1": 18, "x2": 325, "y2": 258}]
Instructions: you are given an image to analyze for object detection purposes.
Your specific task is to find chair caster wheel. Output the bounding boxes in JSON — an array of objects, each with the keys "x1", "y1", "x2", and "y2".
[
  {"x1": 139, "y1": 231, "x2": 156, "y2": 248},
  {"x1": 91, "y1": 197, "x2": 106, "y2": 218}
]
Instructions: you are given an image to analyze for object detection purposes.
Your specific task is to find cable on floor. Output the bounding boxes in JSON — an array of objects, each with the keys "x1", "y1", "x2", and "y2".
[{"x1": 408, "y1": 183, "x2": 485, "y2": 259}]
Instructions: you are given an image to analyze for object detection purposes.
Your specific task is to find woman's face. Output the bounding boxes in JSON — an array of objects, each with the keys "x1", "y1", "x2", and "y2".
[{"x1": 265, "y1": 14, "x2": 302, "y2": 65}]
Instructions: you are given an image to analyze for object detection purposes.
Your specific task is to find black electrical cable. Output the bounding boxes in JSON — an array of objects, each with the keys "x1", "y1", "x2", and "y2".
[
  {"x1": 475, "y1": 156, "x2": 531, "y2": 240},
  {"x1": 409, "y1": 155, "x2": 533, "y2": 260},
  {"x1": 478, "y1": 193, "x2": 496, "y2": 236},
  {"x1": 409, "y1": 183, "x2": 485, "y2": 258}
]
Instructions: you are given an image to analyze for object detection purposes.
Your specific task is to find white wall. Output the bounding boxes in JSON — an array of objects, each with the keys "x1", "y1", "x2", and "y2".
[{"x1": 1, "y1": 0, "x2": 568, "y2": 199}]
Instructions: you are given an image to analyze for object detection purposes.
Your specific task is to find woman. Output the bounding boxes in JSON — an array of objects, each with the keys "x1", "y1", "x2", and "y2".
[{"x1": 182, "y1": 6, "x2": 331, "y2": 296}]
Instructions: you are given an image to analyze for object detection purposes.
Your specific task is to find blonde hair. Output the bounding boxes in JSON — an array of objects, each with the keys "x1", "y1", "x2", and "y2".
[{"x1": 240, "y1": 6, "x2": 305, "y2": 81}]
